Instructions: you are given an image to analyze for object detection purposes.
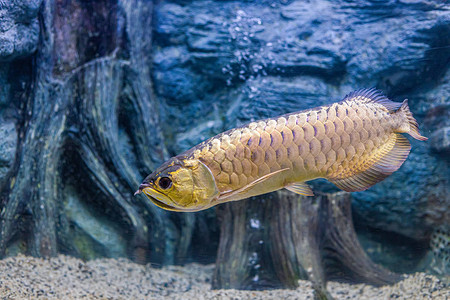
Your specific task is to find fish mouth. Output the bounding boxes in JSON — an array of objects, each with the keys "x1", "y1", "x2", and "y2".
[
  {"x1": 135, "y1": 185, "x2": 209, "y2": 212},
  {"x1": 139, "y1": 187, "x2": 183, "y2": 212},
  {"x1": 134, "y1": 183, "x2": 151, "y2": 196},
  {"x1": 148, "y1": 196, "x2": 179, "y2": 211}
]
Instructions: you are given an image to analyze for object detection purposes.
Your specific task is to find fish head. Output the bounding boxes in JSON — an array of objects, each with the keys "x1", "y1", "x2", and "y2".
[{"x1": 135, "y1": 157, "x2": 219, "y2": 212}]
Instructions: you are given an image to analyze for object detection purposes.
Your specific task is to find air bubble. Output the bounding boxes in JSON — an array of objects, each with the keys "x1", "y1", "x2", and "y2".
[{"x1": 250, "y1": 218, "x2": 260, "y2": 228}]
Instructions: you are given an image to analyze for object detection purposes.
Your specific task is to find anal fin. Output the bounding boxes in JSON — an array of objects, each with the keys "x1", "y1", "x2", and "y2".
[
  {"x1": 330, "y1": 133, "x2": 411, "y2": 192},
  {"x1": 285, "y1": 182, "x2": 314, "y2": 196}
]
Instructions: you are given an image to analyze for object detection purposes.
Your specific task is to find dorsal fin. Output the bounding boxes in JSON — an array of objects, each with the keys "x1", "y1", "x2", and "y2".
[{"x1": 343, "y1": 88, "x2": 402, "y2": 112}]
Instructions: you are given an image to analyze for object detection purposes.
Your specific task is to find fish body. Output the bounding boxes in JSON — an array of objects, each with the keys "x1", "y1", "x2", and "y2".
[{"x1": 136, "y1": 89, "x2": 427, "y2": 212}]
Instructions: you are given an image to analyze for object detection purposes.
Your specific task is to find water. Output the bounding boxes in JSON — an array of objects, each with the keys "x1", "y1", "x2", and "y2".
[{"x1": 0, "y1": 0, "x2": 448, "y2": 298}]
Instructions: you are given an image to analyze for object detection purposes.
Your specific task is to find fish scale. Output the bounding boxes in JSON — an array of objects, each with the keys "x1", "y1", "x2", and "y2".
[
  {"x1": 187, "y1": 91, "x2": 417, "y2": 194},
  {"x1": 137, "y1": 88, "x2": 427, "y2": 212}
]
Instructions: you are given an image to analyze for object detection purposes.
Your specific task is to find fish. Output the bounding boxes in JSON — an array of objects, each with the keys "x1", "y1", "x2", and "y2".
[{"x1": 135, "y1": 89, "x2": 427, "y2": 212}]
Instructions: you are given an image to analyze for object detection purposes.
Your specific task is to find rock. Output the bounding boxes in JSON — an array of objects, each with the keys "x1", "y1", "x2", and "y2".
[
  {"x1": 225, "y1": 75, "x2": 335, "y2": 125},
  {"x1": 0, "y1": 0, "x2": 41, "y2": 61},
  {"x1": 430, "y1": 127, "x2": 450, "y2": 153},
  {"x1": 418, "y1": 68, "x2": 450, "y2": 154},
  {"x1": 0, "y1": 64, "x2": 9, "y2": 107},
  {"x1": 0, "y1": 0, "x2": 40, "y2": 181},
  {"x1": 154, "y1": 3, "x2": 189, "y2": 46}
]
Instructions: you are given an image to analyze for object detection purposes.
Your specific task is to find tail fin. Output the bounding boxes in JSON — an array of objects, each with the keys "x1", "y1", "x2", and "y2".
[{"x1": 397, "y1": 99, "x2": 428, "y2": 141}]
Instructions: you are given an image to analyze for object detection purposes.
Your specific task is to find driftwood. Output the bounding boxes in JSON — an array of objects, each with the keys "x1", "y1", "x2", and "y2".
[
  {"x1": 213, "y1": 191, "x2": 401, "y2": 298},
  {"x1": 0, "y1": 0, "x2": 210, "y2": 265}
]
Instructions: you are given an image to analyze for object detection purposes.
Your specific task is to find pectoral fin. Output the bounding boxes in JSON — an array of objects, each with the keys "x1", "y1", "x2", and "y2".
[
  {"x1": 285, "y1": 182, "x2": 314, "y2": 196},
  {"x1": 219, "y1": 168, "x2": 289, "y2": 201}
]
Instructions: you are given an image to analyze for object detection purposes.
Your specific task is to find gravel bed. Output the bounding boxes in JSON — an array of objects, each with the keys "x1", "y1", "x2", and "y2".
[{"x1": 0, "y1": 255, "x2": 448, "y2": 299}]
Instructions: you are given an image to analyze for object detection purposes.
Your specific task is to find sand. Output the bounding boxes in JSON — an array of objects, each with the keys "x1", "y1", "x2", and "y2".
[{"x1": 0, "y1": 254, "x2": 448, "y2": 299}]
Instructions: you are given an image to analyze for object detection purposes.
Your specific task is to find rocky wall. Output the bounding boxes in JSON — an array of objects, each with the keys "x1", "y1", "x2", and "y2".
[{"x1": 0, "y1": 0, "x2": 448, "y2": 279}]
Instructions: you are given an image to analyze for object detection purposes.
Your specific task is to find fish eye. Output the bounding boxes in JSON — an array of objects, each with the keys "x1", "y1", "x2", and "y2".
[{"x1": 158, "y1": 177, "x2": 172, "y2": 190}]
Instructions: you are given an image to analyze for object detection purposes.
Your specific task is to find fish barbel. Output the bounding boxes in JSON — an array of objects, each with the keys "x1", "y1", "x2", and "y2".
[{"x1": 135, "y1": 89, "x2": 427, "y2": 212}]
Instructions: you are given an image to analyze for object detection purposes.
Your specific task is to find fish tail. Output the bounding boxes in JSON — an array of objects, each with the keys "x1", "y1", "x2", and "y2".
[{"x1": 396, "y1": 99, "x2": 428, "y2": 141}]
